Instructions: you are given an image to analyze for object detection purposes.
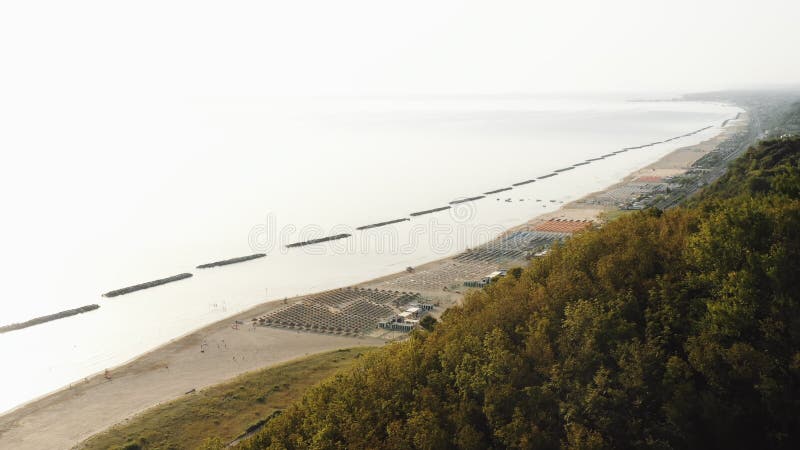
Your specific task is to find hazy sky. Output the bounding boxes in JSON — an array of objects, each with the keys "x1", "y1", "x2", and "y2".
[{"x1": 1, "y1": 0, "x2": 798, "y2": 99}]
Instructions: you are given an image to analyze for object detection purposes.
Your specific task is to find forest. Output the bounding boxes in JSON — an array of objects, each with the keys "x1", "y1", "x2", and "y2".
[{"x1": 226, "y1": 134, "x2": 800, "y2": 449}]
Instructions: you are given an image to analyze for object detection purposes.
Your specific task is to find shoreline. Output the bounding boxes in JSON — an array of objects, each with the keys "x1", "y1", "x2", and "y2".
[{"x1": 0, "y1": 115, "x2": 749, "y2": 449}]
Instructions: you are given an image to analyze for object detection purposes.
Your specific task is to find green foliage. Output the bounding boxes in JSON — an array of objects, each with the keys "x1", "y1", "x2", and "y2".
[
  {"x1": 419, "y1": 315, "x2": 438, "y2": 331},
  {"x1": 197, "y1": 437, "x2": 225, "y2": 450},
  {"x1": 695, "y1": 136, "x2": 800, "y2": 202},
  {"x1": 239, "y1": 136, "x2": 800, "y2": 449}
]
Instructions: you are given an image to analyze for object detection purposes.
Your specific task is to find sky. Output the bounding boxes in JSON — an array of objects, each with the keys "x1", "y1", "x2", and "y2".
[
  {"x1": 0, "y1": 0, "x2": 796, "y2": 216},
  {"x1": 0, "y1": 0, "x2": 798, "y2": 100}
]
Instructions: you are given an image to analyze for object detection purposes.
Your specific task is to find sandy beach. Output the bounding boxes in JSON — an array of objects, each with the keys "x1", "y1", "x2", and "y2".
[
  {"x1": 0, "y1": 116, "x2": 748, "y2": 450},
  {"x1": 0, "y1": 309, "x2": 385, "y2": 450}
]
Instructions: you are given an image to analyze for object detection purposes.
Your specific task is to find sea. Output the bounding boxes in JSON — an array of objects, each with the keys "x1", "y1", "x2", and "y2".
[{"x1": 0, "y1": 95, "x2": 741, "y2": 413}]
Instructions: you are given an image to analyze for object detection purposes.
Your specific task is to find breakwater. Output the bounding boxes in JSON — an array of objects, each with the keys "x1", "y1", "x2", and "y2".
[
  {"x1": 286, "y1": 234, "x2": 351, "y2": 248},
  {"x1": 449, "y1": 196, "x2": 486, "y2": 204},
  {"x1": 0, "y1": 304, "x2": 100, "y2": 334},
  {"x1": 484, "y1": 187, "x2": 512, "y2": 195},
  {"x1": 722, "y1": 114, "x2": 739, "y2": 127},
  {"x1": 554, "y1": 167, "x2": 575, "y2": 172},
  {"x1": 356, "y1": 218, "x2": 410, "y2": 230},
  {"x1": 512, "y1": 179, "x2": 536, "y2": 186},
  {"x1": 410, "y1": 206, "x2": 451, "y2": 217},
  {"x1": 673, "y1": 126, "x2": 712, "y2": 140},
  {"x1": 197, "y1": 253, "x2": 266, "y2": 269},
  {"x1": 537, "y1": 173, "x2": 558, "y2": 179},
  {"x1": 103, "y1": 273, "x2": 193, "y2": 297}
]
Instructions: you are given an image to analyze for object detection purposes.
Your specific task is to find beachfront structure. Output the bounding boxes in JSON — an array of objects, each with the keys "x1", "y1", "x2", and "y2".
[
  {"x1": 464, "y1": 269, "x2": 508, "y2": 288},
  {"x1": 378, "y1": 303, "x2": 434, "y2": 332},
  {"x1": 257, "y1": 287, "x2": 424, "y2": 336},
  {"x1": 373, "y1": 230, "x2": 567, "y2": 292}
]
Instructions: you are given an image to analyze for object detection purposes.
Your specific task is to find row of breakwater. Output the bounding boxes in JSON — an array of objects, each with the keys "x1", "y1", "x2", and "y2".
[
  {"x1": 449, "y1": 196, "x2": 486, "y2": 204},
  {"x1": 410, "y1": 123, "x2": 722, "y2": 213},
  {"x1": 0, "y1": 304, "x2": 100, "y2": 334},
  {"x1": 197, "y1": 253, "x2": 266, "y2": 269},
  {"x1": 410, "y1": 206, "x2": 451, "y2": 217},
  {"x1": 286, "y1": 234, "x2": 352, "y2": 248},
  {"x1": 356, "y1": 218, "x2": 410, "y2": 230},
  {"x1": 98, "y1": 122, "x2": 729, "y2": 303},
  {"x1": 105, "y1": 254, "x2": 266, "y2": 299},
  {"x1": 9, "y1": 254, "x2": 267, "y2": 334},
  {"x1": 103, "y1": 123, "x2": 731, "y2": 299},
  {"x1": 616, "y1": 125, "x2": 714, "y2": 151},
  {"x1": 103, "y1": 273, "x2": 193, "y2": 298},
  {"x1": 96, "y1": 122, "x2": 728, "y2": 306}
]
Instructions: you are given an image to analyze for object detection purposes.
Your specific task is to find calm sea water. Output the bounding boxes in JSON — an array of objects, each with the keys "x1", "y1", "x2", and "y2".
[{"x1": 0, "y1": 96, "x2": 740, "y2": 413}]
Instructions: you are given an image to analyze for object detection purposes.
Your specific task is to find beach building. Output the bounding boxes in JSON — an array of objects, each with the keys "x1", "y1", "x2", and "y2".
[
  {"x1": 463, "y1": 269, "x2": 508, "y2": 288},
  {"x1": 378, "y1": 303, "x2": 434, "y2": 332}
]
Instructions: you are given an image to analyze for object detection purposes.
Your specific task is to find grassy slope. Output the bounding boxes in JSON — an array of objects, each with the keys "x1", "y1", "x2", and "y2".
[
  {"x1": 78, "y1": 347, "x2": 376, "y2": 450},
  {"x1": 692, "y1": 136, "x2": 800, "y2": 202}
]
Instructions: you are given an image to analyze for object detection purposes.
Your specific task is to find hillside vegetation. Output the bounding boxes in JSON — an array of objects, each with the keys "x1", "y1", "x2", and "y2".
[{"x1": 237, "y1": 136, "x2": 800, "y2": 449}]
